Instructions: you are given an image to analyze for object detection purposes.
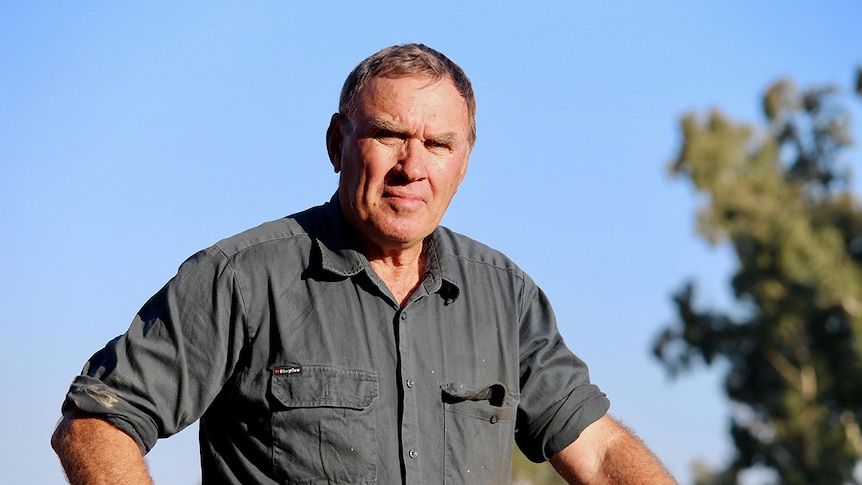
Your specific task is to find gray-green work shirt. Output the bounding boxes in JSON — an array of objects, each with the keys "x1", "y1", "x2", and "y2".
[{"x1": 62, "y1": 195, "x2": 610, "y2": 484}]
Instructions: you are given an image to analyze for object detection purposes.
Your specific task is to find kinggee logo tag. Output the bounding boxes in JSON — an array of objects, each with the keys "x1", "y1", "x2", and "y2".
[{"x1": 273, "y1": 365, "x2": 302, "y2": 376}]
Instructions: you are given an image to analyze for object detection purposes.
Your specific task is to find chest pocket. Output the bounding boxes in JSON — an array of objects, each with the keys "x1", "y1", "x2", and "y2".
[
  {"x1": 269, "y1": 365, "x2": 378, "y2": 484},
  {"x1": 441, "y1": 382, "x2": 519, "y2": 484}
]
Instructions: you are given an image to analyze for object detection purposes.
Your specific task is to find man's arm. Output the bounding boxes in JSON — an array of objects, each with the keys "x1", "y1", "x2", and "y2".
[
  {"x1": 548, "y1": 414, "x2": 677, "y2": 484},
  {"x1": 51, "y1": 413, "x2": 153, "y2": 485}
]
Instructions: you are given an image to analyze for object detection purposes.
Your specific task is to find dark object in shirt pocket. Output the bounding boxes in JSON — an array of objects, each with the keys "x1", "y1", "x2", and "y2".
[
  {"x1": 441, "y1": 382, "x2": 511, "y2": 407},
  {"x1": 269, "y1": 365, "x2": 378, "y2": 484},
  {"x1": 440, "y1": 382, "x2": 519, "y2": 483}
]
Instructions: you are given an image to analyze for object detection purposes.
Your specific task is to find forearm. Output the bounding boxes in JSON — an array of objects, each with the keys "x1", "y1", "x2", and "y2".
[
  {"x1": 549, "y1": 415, "x2": 676, "y2": 485},
  {"x1": 51, "y1": 414, "x2": 153, "y2": 485}
]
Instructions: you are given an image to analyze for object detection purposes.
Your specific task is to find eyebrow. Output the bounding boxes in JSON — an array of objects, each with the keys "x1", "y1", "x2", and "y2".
[
  {"x1": 367, "y1": 118, "x2": 460, "y2": 147},
  {"x1": 367, "y1": 118, "x2": 407, "y2": 136}
]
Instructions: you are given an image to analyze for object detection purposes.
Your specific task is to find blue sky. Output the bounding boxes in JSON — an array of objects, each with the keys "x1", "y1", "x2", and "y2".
[{"x1": 2, "y1": 2, "x2": 860, "y2": 483}]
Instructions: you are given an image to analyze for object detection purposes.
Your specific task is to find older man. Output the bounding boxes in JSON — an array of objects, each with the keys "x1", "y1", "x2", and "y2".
[{"x1": 52, "y1": 43, "x2": 675, "y2": 484}]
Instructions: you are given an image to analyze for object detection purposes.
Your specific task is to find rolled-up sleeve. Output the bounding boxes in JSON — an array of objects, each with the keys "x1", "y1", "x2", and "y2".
[
  {"x1": 514, "y1": 279, "x2": 610, "y2": 463},
  {"x1": 61, "y1": 246, "x2": 248, "y2": 453}
]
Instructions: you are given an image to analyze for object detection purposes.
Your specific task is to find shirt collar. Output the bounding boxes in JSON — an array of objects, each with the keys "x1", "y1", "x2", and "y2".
[
  {"x1": 312, "y1": 193, "x2": 368, "y2": 278},
  {"x1": 423, "y1": 228, "x2": 462, "y2": 305},
  {"x1": 311, "y1": 193, "x2": 461, "y2": 304}
]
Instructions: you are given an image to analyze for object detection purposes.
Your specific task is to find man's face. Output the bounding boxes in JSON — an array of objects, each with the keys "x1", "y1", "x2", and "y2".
[{"x1": 327, "y1": 75, "x2": 472, "y2": 255}]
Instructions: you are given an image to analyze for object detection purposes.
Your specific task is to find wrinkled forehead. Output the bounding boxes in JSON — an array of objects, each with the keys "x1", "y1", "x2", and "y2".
[
  {"x1": 356, "y1": 76, "x2": 469, "y2": 125},
  {"x1": 354, "y1": 74, "x2": 463, "y2": 110},
  {"x1": 346, "y1": 73, "x2": 475, "y2": 146}
]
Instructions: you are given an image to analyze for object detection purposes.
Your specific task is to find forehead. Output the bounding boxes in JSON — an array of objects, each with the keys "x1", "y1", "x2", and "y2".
[{"x1": 355, "y1": 75, "x2": 469, "y2": 125}]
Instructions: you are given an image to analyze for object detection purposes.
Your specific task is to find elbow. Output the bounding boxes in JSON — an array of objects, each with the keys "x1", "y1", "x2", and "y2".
[
  {"x1": 52, "y1": 410, "x2": 87, "y2": 457},
  {"x1": 51, "y1": 416, "x2": 72, "y2": 456}
]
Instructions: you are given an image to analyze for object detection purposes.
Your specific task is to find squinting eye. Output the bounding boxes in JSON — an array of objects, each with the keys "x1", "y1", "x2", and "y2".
[{"x1": 374, "y1": 132, "x2": 407, "y2": 146}]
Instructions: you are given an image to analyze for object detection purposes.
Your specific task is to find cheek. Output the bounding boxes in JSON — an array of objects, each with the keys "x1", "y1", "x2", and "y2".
[
  {"x1": 355, "y1": 146, "x2": 397, "y2": 182},
  {"x1": 340, "y1": 149, "x2": 389, "y2": 197},
  {"x1": 445, "y1": 158, "x2": 470, "y2": 189},
  {"x1": 340, "y1": 145, "x2": 371, "y2": 181}
]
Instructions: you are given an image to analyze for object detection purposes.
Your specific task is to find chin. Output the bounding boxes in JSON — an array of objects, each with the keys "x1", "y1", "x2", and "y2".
[
  {"x1": 374, "y1": 225, "x2": 429, "y2": 247},
  {"x1": 366, "y1": 211, "x2": 438, "y2": 247}
]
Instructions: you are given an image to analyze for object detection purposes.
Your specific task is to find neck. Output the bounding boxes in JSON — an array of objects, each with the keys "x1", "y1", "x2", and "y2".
[{"x1": 366, "y1": 243, "x2": 426, "y2": 307}]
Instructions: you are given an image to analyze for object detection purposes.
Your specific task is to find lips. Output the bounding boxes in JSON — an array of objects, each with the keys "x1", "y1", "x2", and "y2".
[
  {"x1": 382, "y1": 188, "x2": 426, "y2": 203},
  {"x1": 381, "y1": 190, "x2": 428, "y2": 212}
]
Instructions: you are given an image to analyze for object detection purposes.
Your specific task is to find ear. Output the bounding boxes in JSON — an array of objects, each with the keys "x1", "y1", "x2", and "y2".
[{"x1": 326, "y1": 113, "x2": 345, "y2": 173}]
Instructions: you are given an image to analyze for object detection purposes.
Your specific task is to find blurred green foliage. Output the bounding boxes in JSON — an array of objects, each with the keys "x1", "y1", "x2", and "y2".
[{"x1": 655, "y1": 70, "x2": 862, "y2": 484}]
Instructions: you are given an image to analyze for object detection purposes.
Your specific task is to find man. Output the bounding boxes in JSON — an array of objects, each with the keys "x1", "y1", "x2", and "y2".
[{"x1": 52, "y1": 43, "x2": 676, "y2": 484}]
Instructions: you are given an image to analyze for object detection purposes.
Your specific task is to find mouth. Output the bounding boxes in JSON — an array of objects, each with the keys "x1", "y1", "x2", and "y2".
[{"x1": 382, "y1": 191, "x2": 426, "y2": 208}]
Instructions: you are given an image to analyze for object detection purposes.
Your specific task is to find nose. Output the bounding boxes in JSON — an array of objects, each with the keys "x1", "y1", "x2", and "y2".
[{"x1": 396, "y1": 138, "x2": 429, "y2": 181}]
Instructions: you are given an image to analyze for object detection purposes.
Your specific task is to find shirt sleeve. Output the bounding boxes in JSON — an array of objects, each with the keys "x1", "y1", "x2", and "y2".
[
  {"x1": 514, "y1": 276, "x2": 611, "y2": 463},
  {"x1": 60, "y1": 246, "x2": 248, "y2": 453}
]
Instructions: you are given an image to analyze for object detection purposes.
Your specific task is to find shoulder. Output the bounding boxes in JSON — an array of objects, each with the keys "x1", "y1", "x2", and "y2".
[
  {"x1": 173, "y1": 205, "x2": 321, "y2": 278},
  {"x1": 211, "y1": 205, "x2": 321, "y2": 259},
  {"x1": 433, "y1": 226, "x2": 529, "y2": 282}
]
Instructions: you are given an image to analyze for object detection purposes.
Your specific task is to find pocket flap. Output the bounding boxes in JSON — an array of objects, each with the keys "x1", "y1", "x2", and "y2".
[{"x1": 270, "y1": 365, "x2": 378, "y2": 409}]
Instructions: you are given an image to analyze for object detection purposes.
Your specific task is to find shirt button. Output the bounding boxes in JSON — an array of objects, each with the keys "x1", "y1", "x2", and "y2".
[
  {"x1": 400, "y1": 312, "x2": 407, "y2": 321},
  {"x1": 406, "y1": 379, "x2": 415, "y2": 389},
  {"x1": 490, "y1": 415, "x2": 499, "y2": 424},
  {"x1": 408, "y1": 449, "x2": 418, "y2": 459}
]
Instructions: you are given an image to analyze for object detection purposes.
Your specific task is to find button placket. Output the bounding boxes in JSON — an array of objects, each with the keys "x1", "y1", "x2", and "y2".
[{"x1": 395, "y1": 304, "x2": 421, "y2": 480}]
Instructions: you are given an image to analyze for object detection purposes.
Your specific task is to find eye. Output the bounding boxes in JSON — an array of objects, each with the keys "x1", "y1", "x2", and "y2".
[
  {"x1": 425, "y1": 139, "x2": 451, "y2": 151},
  {"x1": 373, "y1": 129, "x2": 406, "y2": 145}
]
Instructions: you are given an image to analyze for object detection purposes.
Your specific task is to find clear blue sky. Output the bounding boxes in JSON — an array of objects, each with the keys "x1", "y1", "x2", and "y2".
[{"x1": 2, "y1": 2, "x2": 860, "y2": 484}]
